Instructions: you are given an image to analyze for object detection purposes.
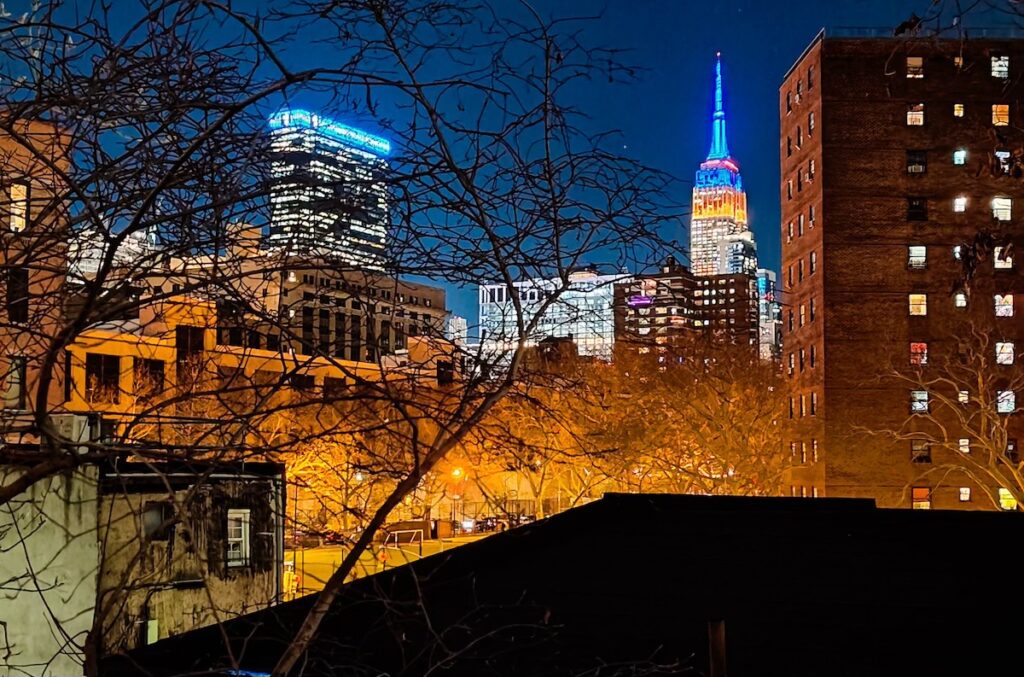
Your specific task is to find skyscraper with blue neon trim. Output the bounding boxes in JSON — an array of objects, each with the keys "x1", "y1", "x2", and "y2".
[
  {"x1": 690, "y1": 54, "x2": 756, "y2": 277},
  {"x1": 267, "y1": 109, "x2": 390, "y2": 269}
]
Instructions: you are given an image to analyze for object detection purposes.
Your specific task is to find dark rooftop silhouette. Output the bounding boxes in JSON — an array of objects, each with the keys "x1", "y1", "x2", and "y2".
[{"x1": 102, "y1": 493, "x2": 1024, "y2": 676}]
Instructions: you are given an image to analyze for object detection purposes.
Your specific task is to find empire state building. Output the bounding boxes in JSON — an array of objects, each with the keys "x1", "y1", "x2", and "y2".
[{"x1": 690, "y1": 54, "x2": 757, "y2": 277}]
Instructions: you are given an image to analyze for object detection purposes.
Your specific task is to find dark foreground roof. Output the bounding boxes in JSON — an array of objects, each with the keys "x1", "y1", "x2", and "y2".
[{"x1": 102, "y1": 494, "x2": 1024, "y2": 676}]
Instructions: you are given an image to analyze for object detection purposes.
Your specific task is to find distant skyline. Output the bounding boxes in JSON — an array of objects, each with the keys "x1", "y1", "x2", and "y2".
[{"x1": 444, "y1": 0, "x2": 946, "y2": 329}]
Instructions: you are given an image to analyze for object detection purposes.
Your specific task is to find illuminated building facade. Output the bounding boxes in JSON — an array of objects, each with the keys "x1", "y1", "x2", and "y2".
[
  {"x1": 756, "y1": 268, "x2": 782, "y2": 361},
  {"x1": 479, "y1": 268, "x2": 628, "y2": 360},
  {"x1": 613, "y1": 257, "x2": 758, "y2": 351},
  {"x1": 267, "y1": 110, "x2": 390, "y2": 269},
  {"x1": 691, "y1": 54, "x2": 751, "y2": 277}
]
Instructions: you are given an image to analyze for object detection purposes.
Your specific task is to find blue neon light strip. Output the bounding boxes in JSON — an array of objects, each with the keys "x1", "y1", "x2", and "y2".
[{"x1": 268, "y1": 109, "x2": 391, "y2": 156}]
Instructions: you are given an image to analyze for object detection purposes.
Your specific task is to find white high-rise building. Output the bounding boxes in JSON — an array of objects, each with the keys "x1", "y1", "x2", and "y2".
[
  {"x1": 445, "y1": 314, "x2": 468, "y2": 345},
  {"x1": 717, "y1": 230, "x2": 758, "y2": 275},
  {"x1": 267, "y1": 109, "x2": 390, "y2": 269},
  {"x1": 479, "y1": 268, "x2": 628, "y2": 360},
  {"x1": 756, "y1": 268, "x2": 782, "y2": 361}
]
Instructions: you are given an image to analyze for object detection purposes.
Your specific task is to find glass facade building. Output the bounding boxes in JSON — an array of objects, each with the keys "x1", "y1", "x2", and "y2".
[{"x1": 479, "y1": 268, "x2": 628, "y2": 360}]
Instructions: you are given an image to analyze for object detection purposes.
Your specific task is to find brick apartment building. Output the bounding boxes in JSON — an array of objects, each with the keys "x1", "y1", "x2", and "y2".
[
  {"x1": 782, "y1": 29, "x2": 1024, "y2": 508},
  {"x1": 614, "y1": 257, "x2": 758, "y2": 351}
]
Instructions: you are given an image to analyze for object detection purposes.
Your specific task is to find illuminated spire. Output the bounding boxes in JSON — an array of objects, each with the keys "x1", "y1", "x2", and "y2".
[{"x1": 707, "y1": 52, "x2": 731, "y2": 161}]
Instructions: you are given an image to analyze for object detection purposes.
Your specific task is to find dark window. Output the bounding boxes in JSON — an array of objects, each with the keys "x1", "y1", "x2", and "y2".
[
  {"x1": 318, "y1": 309, "x2": 331, "y2": 354},
  {"x1": 350, "y1": 314, "x2": 362, "y2": 362},
  {"x1": 2, "y1": 356, "x2": 28, "y2": 410},
  {"x1": 135, "y1": 359, "x2": 165, "y2": 393},
  {"x1": 142, "y1": 501, "x2": 174, "y2": 540},
  {"x1": 5, "y1": 267, "x2": 30, "y2": 323},
  {"x1": 437, "y1": 360, "x2": 455, "y2": 386},
  {"x1": 85, "y1": 353, "x2": 121, "y2": 403},
  {"x1": 301, "y1": 307, "x2": 314, "y2": 354},
  {"x1": 906, "y1": 150, "x2": 927, "y2": 174},
  {"x1": 911, "y1": 440, "x2": 932, "y2": 463},
  {"x1": 289, "y1": 373, "x2": 315, "y2": 391},
  {"x1": 175, "y1": 325, "x2": 205, "y2": 363},
  {"x1": 266, "y1": 333, "x2": 281, "y2": 352},
  {"x1": 323, "y1": 376, "x2": 347, "y2": 399},
  {"x1": 334, "y1": 313, "x2": 347, "y2": 358},
  {"x1": 907, "y1": 198, "x2": 927, "y2": 220},
  {"x1": 64, "y1": 350, "x2": 73, "y2": 402}
]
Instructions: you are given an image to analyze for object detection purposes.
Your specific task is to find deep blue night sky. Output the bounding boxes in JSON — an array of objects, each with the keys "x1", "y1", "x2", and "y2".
[{"x1": 438, "y1": 0, "x2": 934, "y2": 326}]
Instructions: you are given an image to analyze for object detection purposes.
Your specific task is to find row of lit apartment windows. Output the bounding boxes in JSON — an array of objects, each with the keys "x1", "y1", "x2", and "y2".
[
  {"x1": 785, "y1": 160, "x2": 816, "y2": 200},
  {"x1": 909, "y1": 340, "x2": 1017, "y2": 366},
  {"x1": 788, "y1": 391, "x2": 818, "y2": 418},
  {"x1": 908, "y1": 292, "x2": 1014, "y2": 316},
  {"x1": 911, "y1": 487, "x2": 1018, "y2": 510},
  {"x1": 784, "y1": 64, "x2": 815, "y2": 113},
  {"x1": 785, "y1": 205, "x2": 816, "y2": 241},
  {"x1": 787, "y1": 345, "x2": 817, "y2": 375},
  {"x1": 909, "y1": 437, "x2": 1017, "y2": 464},
  {"x1": 790, "y1": 486, "x2": 820, "y2": 498},
  {"x1": 906, "y1": 195, "x2": 1013, "y2": 221},
  {"x1": 787, "y1": 251, "x2": 817, "y2": 288},
  {"x1": 785, "y1": 112, "x2": 816, "y2": 157},
  {"x1": 906, "y1": 148, "x2": 1014, "y2": 173},
  {"x1": 910, "y1": 388, "x2": 1016, "y2": 414},
  {"x1": 790, "y1": 439, "x2": 819, "y2": 464},
  {"x1": 907, "y1": 244, "x2": 1012, "y2": 270},
  {"x1": 905, "y1": 54, "x2": 1009, "y2": 79},
  {"x1": 906, "y1": 102, "x2": 1012, "y2": 126},
  {"x1": 786, "y1": 298, "x2": 816, "y2": 332}
]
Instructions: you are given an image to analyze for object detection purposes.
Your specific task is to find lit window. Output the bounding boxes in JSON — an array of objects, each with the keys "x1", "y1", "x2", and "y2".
[
  {"x1": 906, "y1": 56, "x2": 924, "y2": 78},
  {"x1": 999, "y1": 488, "x2": 1017, "y2": 511},
  {"x1": 909, "y1": 293, "x2": 927, "y2": 316},
  {"x1": 786, "y1": 91, "x2": 792, "y2": 113},
  {"x1": 959, "y1": 438, "x2": 971, "y2": 454},
  {"x1": 995, "y1": 294, "x2": 1014, "y2": 317},
  {"x1": 954, "y1": 56, "x2": 964, "y2": 69},
  {"x1": 994, "y1": 246, "x2": 1013, "y2": 269},
  {"x1": 954, "y1": 292, "x2": 968, "y2": 308},
  {"x1": 911, "y1": 390, "x2": 929, "y2": 413},
  {"x1": 953, "y1": 148, "x2": 967, "y2": 165},
  {"x1": 953, "y1": 195, "x2": 967, "y2": 212},
  {"x1": 3, "y1": 182, "x2": 29, "y2": 232},
  {"x1": 953, "y1": 102, "x2": 965, "y2": 117},
  {"x1": 996, "y1": 149, "x2": 1011, "y2": 174},
  {"x1": 810, "y1": 391, "x2": 817, "y2": 415},
  {"x1": 907, "y1": 103, "x2": 925, "y2": 126},
  {"x1": 958, "y1": 391, "x2": 969, "y2": 405},
  {"x1": 787, "y1": 180, "x2": 793, "y2": 200},
  {"x1": 809, "y1": 111, "x2": 815, "y2": 134},
  {"x1": 799, "y1": 304, "x2": 806, "y2": 326},
  {"x1": 992, "y1": 197, "x2": 1012, "y2": 221},
  {"x1": 997, "y1": 390, "x2": 1016, "y2": 414},
  {"x1": 808, "y1": 159, "x2": 816, "y2": 179},
  {"x1": 912, "y1": 487, "x2": 931, "y2": 510},
  {"x1": 997, "y1": 342, "x2": 1015, "y2": 365},
  {"x1": 906, "y1": 150, "x2": 927, "y2": 174},
  {"x1": 809, "y1": 251, "x2": 817, "y2": 274},
  {"x1": 959, "y1": 487, "x2": 971, "y2": 502},
  {"x1": 226, "y1": 508, "x2": 251, "y2": 566},
  {"x1": 809, "y1": 204, "x2": 816, "y2": 224},
  {"x1": 910, "y1": 342, "x2": 928, "y2": 365},
  {"x1": 908, "y1": 245, "x2": 927, "y2": 269},
  {"x1": 953, "y1": 245, "x2": 963, "y2": 260},
  {"x1": 911, "y1": 440, "x2": 931, "y2": 463},
  {"x1": 992, "y1": 55, "x2": 1010, "y2": 79},
  {"x1": 992, "y1": 104, "x2": 1010, "y2": 126}
]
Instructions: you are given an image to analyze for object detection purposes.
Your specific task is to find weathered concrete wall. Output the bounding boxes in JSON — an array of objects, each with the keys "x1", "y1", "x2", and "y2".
[{"x1": 0, "y1": 467, "x2": 99, "y2": 677}]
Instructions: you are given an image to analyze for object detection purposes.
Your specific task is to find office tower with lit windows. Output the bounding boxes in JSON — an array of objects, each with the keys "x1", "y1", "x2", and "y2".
[
  {"x1": 479, "y1": 268, "x2": 628, "y2": 360},
  {"x1": 755, "y1": 268, "x2": 782, "y2": 361},
  {"x1": 267, "y1": 110, "x2": 391, "y2": 269},
  {"x1": 690, "y1": 55, "x2": 752, "y2": 277},
  {"x1": 781, "y1": 30, "x2": 1024, "y2": 509}
]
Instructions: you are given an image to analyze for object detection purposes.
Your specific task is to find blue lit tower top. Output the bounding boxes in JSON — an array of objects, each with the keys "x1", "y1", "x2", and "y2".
[
  {"x1": 690, "y1": 53, "x2": 751, "y2": 277},
  {"x1": 707, "y1": 52, "x2": 730, "y2": 161}
]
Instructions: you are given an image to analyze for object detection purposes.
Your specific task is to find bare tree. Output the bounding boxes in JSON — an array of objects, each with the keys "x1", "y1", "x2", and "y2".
[{"x1": 2, "y1": 1, "x2": 676, "y2": 674}]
